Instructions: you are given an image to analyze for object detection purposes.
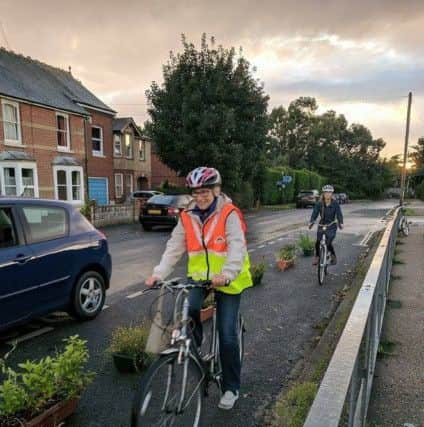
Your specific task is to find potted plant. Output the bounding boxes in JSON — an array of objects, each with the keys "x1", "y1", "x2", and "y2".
[
  {"x1": 298, "y1": 234, "x2": 315, "y2": 257},
  {"x1": 0, "y1": 335, "x2": 93, "y2": 427},
  {"x1": 250, "y1": 262, "x2": 266, "y2": 286},
  {"x1": 200, "y1": 293, "x2": 215, "y2": 322},
  {"x1": 108, "y1": 324, "x2": 153, "y2": 374},
  {"x1": 276, "y1": 244, "x2": 296, "y2": 271}
]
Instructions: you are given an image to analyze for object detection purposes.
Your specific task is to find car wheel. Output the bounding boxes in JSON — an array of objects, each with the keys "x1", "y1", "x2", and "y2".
[
  {"x1": 70, "y1": 271, "x2": 106, "y2": 320},
  {"x1": 142, "y1": 223, "x2": 153, "y2": 231}
]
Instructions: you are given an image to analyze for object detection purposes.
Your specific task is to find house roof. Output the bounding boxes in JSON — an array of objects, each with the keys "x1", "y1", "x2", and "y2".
[
  {"x1": 113, "y1": 117, "x2": 144, "y2": 138},
  {"x1": 0, "y1": 48, "x2": 115, "y2": 116}
]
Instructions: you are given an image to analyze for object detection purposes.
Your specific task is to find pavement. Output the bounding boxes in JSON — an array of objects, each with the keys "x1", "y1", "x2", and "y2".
[
  {"x1": 368, "y1": 223, "x2": 424, "y2": 427},
  {"x1": 0, "y1": 200, "x2": 396, "y2": 427}
]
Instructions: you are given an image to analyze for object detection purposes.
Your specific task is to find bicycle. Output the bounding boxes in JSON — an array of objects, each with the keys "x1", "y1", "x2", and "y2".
[
  {"x1": 398, "y1": 207, "x2": 410, "y2": 236},
  {"x1": 131, "y1": 279, "x2": 245, "y2": 427},
  {"x1": 311, "y1": 221, "x2": 338, "y2": 286}
]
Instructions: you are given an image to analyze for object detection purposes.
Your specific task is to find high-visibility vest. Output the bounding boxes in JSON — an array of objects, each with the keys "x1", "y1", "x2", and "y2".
[{"x1": 180, "y1": 203, "x2": 252, "y2": 295}]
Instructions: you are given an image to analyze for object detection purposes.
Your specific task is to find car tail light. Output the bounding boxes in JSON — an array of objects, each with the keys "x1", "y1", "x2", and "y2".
[{"x1": 167, "y1": 207, "x2": 180, "y2": 215}]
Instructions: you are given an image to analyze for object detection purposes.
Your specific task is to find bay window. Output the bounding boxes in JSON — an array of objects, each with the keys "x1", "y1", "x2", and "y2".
[
  {"x1": 0, "y1": 162, "x2": 38, "y2": 197},
  {"x1": 53, "y1": 166, "x2": 84, "y2": 204}
]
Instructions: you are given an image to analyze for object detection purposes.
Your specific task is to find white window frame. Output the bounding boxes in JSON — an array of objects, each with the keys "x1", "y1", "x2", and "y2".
[
  {"x1": 92, "y1": 125, "x2": 104, "y2": 157},
  {"x1": 115, "y1": 173, "x2": 124, "y2": 198},
  {"x1": 53, "y1": 165, "x2": 84, "y2": 205},
  {"x1": 138, "y1": 139, "x2": 146, "y2": 161},
  {"x1": 1, "y1": 99, "x2": 22, "y2": 145},
  {"x1": 56, "y1": 112, "x2": 70, "y2": 152},
  {"x1": 124, "y1": 133, "x2": 133, "y2": 158},
  {"x1": 114, "y1": 134, "x2": 122, "y2": 156},
  {"x1": 0, "y1": 161, "x2": 39, "y2": 197},
  {"x1": 126, "y1": 174, "x2": 134, "y2": 195}
]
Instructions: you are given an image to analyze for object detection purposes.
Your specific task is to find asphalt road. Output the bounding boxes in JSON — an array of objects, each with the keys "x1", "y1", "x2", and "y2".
[{"x1": 0, "y1": 200, "x2": 396, "y2": 427}]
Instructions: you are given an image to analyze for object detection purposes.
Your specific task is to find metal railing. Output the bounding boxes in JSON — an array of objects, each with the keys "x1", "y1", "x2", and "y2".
[{"x1": 304, "y1": 207, "x2": 401, "y2": 427}]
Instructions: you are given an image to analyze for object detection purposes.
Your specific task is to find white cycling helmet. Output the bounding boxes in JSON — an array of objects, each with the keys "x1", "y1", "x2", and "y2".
[
  {"x1": 186, "y1": 167, "x2": 222, "y2": 189},
  {"x1": 322, "y1": 184, "x2": 334, "y2": 193}
]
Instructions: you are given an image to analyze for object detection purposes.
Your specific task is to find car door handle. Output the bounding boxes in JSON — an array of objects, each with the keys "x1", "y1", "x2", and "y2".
[{"x1": 14, "y1": 254, "x2": 32, "y2": 264}]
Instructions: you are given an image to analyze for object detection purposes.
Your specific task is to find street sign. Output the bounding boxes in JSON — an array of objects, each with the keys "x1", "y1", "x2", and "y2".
[{"x1": 282, "y1": 175, "x2": 293, "y2": 184}]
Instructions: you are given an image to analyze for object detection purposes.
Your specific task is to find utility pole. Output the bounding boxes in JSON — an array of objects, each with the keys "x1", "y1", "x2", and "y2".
[{"x1": 400, "y1": 92, "x2": 412, "y2": 206}]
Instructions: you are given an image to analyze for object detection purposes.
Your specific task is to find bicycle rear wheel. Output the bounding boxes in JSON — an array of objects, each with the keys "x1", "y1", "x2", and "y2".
[
  {"x1": 318, "y1": 245, "x2": 326, "y2": 286},
  {"x1": 401, "y1": 217, "x2": 410, "y2": 236},
  {"x1": 131, "y1": 352, "x2": 204, "y2": 427}
]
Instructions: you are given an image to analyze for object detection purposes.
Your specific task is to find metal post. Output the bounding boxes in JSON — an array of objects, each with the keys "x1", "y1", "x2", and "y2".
[{"x1": 400, "y1": 92, "x2": 412, "y2": 206}]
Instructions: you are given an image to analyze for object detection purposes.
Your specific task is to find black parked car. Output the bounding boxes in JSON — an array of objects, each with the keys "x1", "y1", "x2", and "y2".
[
  {"x1": 296, "y1": 190, "x2": 320, "y2": 208},
  {"x1": 139, "y1": 194, "x2": 192, "y2": 231}
]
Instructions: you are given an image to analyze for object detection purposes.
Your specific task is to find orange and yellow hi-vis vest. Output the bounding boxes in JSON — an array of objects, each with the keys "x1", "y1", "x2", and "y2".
[{"x1": 180, "y1": 203, "x2": 252, "y2": 295}]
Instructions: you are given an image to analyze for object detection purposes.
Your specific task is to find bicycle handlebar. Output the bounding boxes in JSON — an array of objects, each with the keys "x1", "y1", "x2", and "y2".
[{"x1": 145, "y1": 278, "x2": 230, "y2": 292}]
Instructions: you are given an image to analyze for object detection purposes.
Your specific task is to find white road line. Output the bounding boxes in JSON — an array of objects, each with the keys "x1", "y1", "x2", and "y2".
[
  {"x1": 6, "y1": 327, "x2": 54, "y2": 345},
  {"x1": 268, "y1": 241, "x2": 275, "y2": 245},
  {"x1": 126, "y1": 291, "x2": 144, "y2": 299},
  {"x1": 102, "y1": 305, "x2": 110, "y2": 310},
  {"x1": 248, "y1": 249, "x2": 256, "y2": 253},
  {"x1": 277, "y1": 237, "x2": 284, "y2": 241},
  {"x1": 258, "y1": 244, "x2": 266, "y2": 249}
]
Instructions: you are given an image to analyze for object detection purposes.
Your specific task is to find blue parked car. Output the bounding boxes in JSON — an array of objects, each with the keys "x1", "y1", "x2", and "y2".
[{"x1": 0, "y1": 198, "x2": 112, "y2": 331}]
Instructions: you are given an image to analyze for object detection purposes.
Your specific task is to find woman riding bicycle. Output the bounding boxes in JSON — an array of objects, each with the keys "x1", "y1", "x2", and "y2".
[
  {"x1": 309, "y1": 185, "x2": 344, "y2": 266},
  {"x1": 146, "y1": 166, "x2": 252, "y2": 410}
]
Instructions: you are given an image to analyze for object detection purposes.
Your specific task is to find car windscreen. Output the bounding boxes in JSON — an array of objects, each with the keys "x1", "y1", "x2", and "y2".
[{"x1": 148, "y1": 195, "x2": 176, "y2": 205}]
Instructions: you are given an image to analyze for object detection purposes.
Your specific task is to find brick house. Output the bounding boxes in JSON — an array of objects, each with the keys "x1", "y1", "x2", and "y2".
[
  {"x1": 112, "y1": 117, "x2": 152, "y2": 201},
  {"x1": 0, "y1": 48, "x2": 115, "y2": 205}
]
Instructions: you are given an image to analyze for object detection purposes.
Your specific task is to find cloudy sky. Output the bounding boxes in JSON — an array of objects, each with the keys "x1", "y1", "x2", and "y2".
[{"x1": 2, "y1": 0, "x2": 424, "y2": 157}]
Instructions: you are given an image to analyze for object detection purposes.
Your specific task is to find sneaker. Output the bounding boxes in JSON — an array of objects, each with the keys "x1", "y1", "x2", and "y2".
[
  {"x1": 218, "y1": 391, "x2": 239, "y2": 410},
  {"x1": 312, "y1": 256, "x2": 319, "y2": 266},
  {"x1": 331, "y1": 254, "x2": 337, "y2": 265}
]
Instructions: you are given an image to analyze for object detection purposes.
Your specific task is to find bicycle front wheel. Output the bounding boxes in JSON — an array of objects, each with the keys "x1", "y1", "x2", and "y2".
[
  {"x1": 131, "y1": 352, "x2": 204, "y2": 427},
  {"x1": 318, "y1": 245, "x2": 326, "y2": 286}
]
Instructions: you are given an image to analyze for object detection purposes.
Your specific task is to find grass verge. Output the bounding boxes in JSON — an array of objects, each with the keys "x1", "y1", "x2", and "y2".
[{"x1": 262, "y1": 203, "x2": 296, "y2": 211}]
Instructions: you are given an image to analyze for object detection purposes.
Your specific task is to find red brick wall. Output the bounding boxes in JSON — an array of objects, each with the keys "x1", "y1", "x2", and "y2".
[
  {"x1": 0, "y1": 99, "x2": 85, "y2": 199},
  {"x1": 151, "y1": 153, "x2": 185, "y2": 188},
  {"x1": 85, "y1": 109, "x2": 115, "y2": 202}
]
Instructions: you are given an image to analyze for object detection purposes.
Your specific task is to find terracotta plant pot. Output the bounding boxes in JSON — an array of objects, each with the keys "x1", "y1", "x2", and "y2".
[
  {"x1": 200, "y1": 306, "x2": 214, "y2": 322},
  {"x1": 25, "y1": 398, "x2": 79, "y2": 427},
  {"x1": 112, "y1": 353, "x2": 144, "y2": 373},
  {"x1": 277, "y1": 259, "x2": 294, "y2": 271}
]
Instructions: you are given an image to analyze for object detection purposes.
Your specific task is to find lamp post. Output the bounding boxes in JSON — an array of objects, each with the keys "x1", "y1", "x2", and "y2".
[{"x1": 400, "y1": 92, "x2": 412, "y2": 206}]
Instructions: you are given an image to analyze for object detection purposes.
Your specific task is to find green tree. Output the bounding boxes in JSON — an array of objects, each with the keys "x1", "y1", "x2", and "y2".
[{"x1": 146, "y1": 34, "x2": 269, "y2": 202}]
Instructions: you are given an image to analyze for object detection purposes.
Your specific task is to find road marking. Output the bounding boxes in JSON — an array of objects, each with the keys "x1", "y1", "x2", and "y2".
[
  {"x1": 268, "y1": 241, "x2": 275, "y2": 245},
  {"x1": 277, "y1": 237, "x2": 284, "y2": 241},
  {"x1": 6, "y1": 327, "x2": 54, "y2": 345},
  {"x1": 248, "y1": 249, "x2": 256, "y2": 253},
  {"x1": 258, "y1": 245, "x2": 266, "y2": 249},
  {"x1": 126, "y1": 291, "x2": 144, "y2": 299},
  {"x1": 102, "y1": 305, "x2": 110, "y2": 310},
  {"x1": 354, "y1": 231, "x2": 374, "y2": 247}
]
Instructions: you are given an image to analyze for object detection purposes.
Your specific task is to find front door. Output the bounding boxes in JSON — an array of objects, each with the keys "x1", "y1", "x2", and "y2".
[{"x1": 88, "y1": 177, "x2": 109, "y2": 205}]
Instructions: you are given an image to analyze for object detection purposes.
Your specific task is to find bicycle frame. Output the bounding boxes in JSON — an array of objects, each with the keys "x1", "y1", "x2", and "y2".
[{"x1": 157, "y1": 282, "x2": 222, "y2": 414}]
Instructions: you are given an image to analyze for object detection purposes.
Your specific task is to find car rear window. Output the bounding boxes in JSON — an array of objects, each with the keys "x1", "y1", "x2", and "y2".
[
  {"x1": 299, "y1": 191, "x2": 314, "y2": 196},
  {"x1": 148, "y1": 195, "x2": 176, "y2": 205},
  {"x1": 0, "y1": 207, "x2": 17, "y2": 249},
  {"x1": 22, "y1": 206, "x2": 67, "y2": 243}
]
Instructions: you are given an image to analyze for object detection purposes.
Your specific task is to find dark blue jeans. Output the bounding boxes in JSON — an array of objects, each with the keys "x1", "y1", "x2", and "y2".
[
  {"x1": 316, "y1": 226, "x2": 337, "y2": 256},
  {"x1": 188, "y1": 288, "x2": 241, "y2": 393}
]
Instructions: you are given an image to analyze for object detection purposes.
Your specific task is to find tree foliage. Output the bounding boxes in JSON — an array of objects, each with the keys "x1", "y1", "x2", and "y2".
[
  {"x1": 146, "y1": 34, "x2": 269, "y2": 202},
  {"x1": 266, "y1": 98, "x2": 393, "y2": 198}
]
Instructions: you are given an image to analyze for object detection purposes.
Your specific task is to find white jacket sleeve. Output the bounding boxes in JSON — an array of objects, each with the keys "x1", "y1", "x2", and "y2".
[
  {"x1": 152, "y1": 219, "x2": 187, "y2": 280},
  {"x1": 221, "y1": 211, "x2": 247, "y2": 281}
]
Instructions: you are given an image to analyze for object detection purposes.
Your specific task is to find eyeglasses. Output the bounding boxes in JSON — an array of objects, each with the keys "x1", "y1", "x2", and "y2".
[{"x1": 191, "y1": 189, "x2": 213, "y2": 198}]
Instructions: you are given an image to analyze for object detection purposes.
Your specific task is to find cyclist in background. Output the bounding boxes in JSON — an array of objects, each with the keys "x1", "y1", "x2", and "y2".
[
  {"x1": 146, "y1": 167, "x2": 252, "y2": 410},
  {"x1": 309, "y1": 185, "x2": 344, "y2": 266}
]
